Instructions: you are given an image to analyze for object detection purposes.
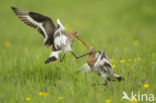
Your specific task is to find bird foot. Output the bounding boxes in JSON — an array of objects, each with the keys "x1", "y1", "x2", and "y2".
[{"x1": 45, "y1": 57, "x2": 57, "y2": 64}]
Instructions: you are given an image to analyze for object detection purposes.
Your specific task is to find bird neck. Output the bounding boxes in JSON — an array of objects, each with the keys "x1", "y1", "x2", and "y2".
[{"x1": 87, "y1": 53, "x2": 97, "y2": 67}]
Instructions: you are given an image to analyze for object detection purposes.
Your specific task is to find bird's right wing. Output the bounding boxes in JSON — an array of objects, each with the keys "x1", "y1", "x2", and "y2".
[{"x1": 54, "y1": 18, "x2": 65, "y2": 37}]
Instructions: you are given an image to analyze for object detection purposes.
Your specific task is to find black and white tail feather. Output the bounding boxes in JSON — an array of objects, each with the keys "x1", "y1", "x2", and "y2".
[{"x1": 77, "y1": 63, "x2": 91, "y2": 73}]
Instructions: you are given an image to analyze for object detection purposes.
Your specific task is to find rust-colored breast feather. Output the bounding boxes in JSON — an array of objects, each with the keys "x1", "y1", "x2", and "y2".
[{"x1": 87, "y1": 53, "x2": 97, "y2": 67}]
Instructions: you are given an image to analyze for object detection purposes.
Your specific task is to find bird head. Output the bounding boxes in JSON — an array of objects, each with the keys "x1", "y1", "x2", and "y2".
[
  {"x1": 88, "y1": 47, "x2": 96, "y2": 53},
  {"x1": 69, "y1": 29, "x2": 77, "y2": 37}
]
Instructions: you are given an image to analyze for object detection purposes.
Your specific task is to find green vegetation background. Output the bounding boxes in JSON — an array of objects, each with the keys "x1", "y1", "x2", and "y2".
[{"x1": 0, "y1": 0, "x2": 156, "y2": 103}]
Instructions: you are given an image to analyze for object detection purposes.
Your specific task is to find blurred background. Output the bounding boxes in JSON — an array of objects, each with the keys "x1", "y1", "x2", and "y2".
[{"x1": 1, "y1": 0, "x2": 155, "y2": 55}]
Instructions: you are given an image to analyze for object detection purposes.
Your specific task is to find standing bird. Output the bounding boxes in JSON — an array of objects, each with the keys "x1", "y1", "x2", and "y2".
[
  {"x1": 11, "y1": 7, "x2": 91, "y2": 64},
  {"x1": 76, "y1": 40, "x2": 124, "y2": 85}
]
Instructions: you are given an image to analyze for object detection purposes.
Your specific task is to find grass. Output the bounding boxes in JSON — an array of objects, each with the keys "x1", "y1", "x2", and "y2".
[{"x1": 0, "y1": 0, "x2": 156, "y2": 103}]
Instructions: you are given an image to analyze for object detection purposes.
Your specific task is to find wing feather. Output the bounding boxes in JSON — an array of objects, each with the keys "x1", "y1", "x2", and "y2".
[{"x1": 11, "y1": 7, "x2": 56, "y2": 46}]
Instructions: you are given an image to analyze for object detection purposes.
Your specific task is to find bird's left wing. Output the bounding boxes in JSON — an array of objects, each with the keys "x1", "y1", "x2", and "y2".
[{"x1": 11, "y1": 7, "x2": 56, "y2": 46}]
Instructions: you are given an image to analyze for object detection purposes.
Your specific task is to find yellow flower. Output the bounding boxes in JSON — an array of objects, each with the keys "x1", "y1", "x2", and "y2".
[
  {"x1": 78, "y1": 41, "x2": 82, "y2": 44},
  {"x1": 58, "y1": 96, "x2": 63, "y2": 100},
  {"x1": 130, "y1": 98, "x2": 138, "y2": 103},
  {"x1": 130, "y1": 97, "x2": 136, "y2": 101},
  {"x1": 25, "y1": 97, "x2": 31, "y2": 101},
  {"x1": 152, "y1": 61, "x2": 155, "y2": 64},
  {"x1": 43, "y1": 93, "x2": 48, "y2": 96},
  {"x1": 133, "y1": 40, "x2": 139, "y2": 46},
  {"x1": 112, "y1": 65, "x2": 116, "y2": 69},
  {"x1": 5, "y1": 41, "x2": 11, "y2": 47},
  {"x1": 137, "y1": 57, "x2": 141, "y2": 61},
  {"x1": 39, "y1": 92, "x2": 43, "y2": 96},
  {"x1": 105, "y1": 99, "x2": 111, "y2": 103},
  {"x1": 144, "y1": 84, "x2": 149, "y2": 88},
  {"x1": 128, "y1": 58, "x2": 132, "y2": 62},
  {"x1": 134, "y1": 58, "x2": 137, "y2": 62},
  {"x1": 110, "y1": 58, "x2": 114, "y2": 63},
  {"x1": 152, "y1": 52, "x2": 156, "y2": 56},
  {"x1": 120, "y1": 59, "x2": 125, "y2": 63},
  {"x1": 127, "y1": 63, "x2": 130, "y2": 67}
]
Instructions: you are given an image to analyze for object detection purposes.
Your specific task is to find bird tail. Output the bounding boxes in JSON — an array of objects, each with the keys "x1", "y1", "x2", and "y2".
[
  {"x1": 113, "y1": 74, "x2": 124, "y2": 81},
  {"x1": 76, "y1": 63, "x2": 91, "y2": 74}
]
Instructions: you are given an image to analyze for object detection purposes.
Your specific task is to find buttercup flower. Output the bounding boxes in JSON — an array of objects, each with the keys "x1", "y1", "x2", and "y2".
[
  {"x1": 112, "y1": 65, "x2": 116, "y2": 69},
  {"x1": 152, "y1": 52, "x2": 156, "y2": 56},
  {"x1": 39, "y1": 92, "x2": 43, "y2": 96},
  {"x1": 110, "y1": 58, "x2": 114, "y2": 63},
  {"x1": 130, "y1": 98, "x2": 138, "y2": 103},
  {"x1": 105, "y1": 99, "x2": 111, "y2": 103},
  {"x1": 152, "y1": 61, "x2": 155, "y2": 64},
  {"x1": 26, "y1": 97, "x2": 31, "y2": 101},
  {"x1": 43, "y1": 93, "x2": 48, "y2": 96},
  {"x1": 137, "y1": 57, "x2": 141, "y2": 61},
  {"x1": 120, "y1": 59, "x2": 125, "y2": 63},
  {"x1": 130, "y1": 97, "x2": 136, "y2": 101},
  {"x1": 144, "y1": 84, "x2": 149, "y2": 88},
  {"x1": 58, "y1": 96, "x2": 64, "y2": 100},
  {"x1": 78, "y1": 41, "x2": 82, "y2": 44},
  {"x1": 134, "y1": 58, "x2": 137, "y2": 62},
  {"x1": 133, "y1": 40, "x2": 139, "y2": 46},
  {"x1": 5, "y1": 41, "x2": 11, "y2": 47}
]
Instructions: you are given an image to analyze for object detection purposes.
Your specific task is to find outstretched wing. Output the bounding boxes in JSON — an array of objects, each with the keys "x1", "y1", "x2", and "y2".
[{"x1": 11, "y1": 7, "x2": 56, "y2": 46}]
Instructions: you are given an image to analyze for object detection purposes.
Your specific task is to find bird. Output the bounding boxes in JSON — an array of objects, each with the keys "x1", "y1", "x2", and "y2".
[
  {"x1": 76, "y1": 40, "x2": 124, "y2": 85},
  {"x1": 11, "y1": 7, "x2": 91, "y2": 64}
]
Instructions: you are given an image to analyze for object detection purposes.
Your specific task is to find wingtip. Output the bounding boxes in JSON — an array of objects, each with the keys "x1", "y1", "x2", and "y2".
[
  {"x1": 57, "y1": 18, "x2": 60, "y2": 23},
  {"x1": 11, "y1": 6, "x2": 16, "y2": 10}
]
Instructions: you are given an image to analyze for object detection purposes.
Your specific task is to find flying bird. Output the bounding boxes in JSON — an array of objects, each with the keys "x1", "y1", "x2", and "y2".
[
  {"x1": 11, "y1": 7, "x2": 91, "y2": 64},
  {"x1": 76, "y1": 41, "x2": 124, "y2": 85}
]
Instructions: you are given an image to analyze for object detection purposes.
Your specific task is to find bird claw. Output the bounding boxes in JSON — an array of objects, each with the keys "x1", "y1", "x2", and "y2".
[{"x1": 45, "y1": 57, "x2": 57, "y2": 64}]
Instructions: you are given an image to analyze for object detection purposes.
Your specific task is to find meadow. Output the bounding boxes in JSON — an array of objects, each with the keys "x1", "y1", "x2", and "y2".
[{"x1": 0, "y1": 0, "x2": 156, "y2": 103}]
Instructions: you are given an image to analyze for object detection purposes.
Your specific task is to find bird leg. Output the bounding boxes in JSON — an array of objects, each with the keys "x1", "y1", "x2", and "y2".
[
  {"x1": 60, "y1": 53, "x2": 66, "y2": 62},
  {"x1": 45, "y1": 50, "x2": 63, "y2": 64},
  {"x1": 70, "y1": 51, "x2": 91, "y2": 59},
  {"x1": 92, "y1": 82, "x2": 108, "y2": 86}
]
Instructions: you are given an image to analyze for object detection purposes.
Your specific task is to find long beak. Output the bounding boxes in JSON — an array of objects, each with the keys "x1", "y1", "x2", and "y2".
[{"x1": 75, "y1": 34, "x2": 90, "y2": 50}]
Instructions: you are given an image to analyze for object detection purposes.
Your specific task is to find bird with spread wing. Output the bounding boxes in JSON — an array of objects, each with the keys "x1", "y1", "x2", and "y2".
[{"x1": 11, "y1": 7, "x2": 91, "y2": 64}]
